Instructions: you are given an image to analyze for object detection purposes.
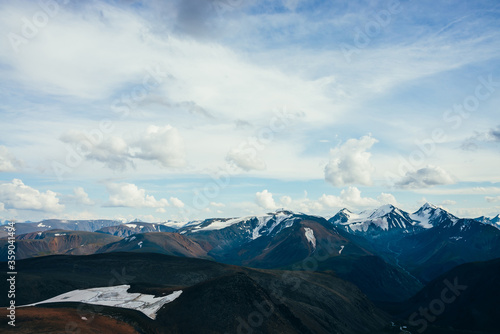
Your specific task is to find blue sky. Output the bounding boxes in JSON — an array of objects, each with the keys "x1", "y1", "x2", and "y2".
[{"x1": 1, "y1": 0, "x2": 500, "y2": 222}]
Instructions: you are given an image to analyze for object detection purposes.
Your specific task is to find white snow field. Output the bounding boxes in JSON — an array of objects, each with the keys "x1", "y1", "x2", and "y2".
[{"x1": 23, "y1": 284, "x2": 182, "y2": 319}]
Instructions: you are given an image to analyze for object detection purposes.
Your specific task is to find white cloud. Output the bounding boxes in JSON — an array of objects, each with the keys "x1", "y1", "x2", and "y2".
[
  {"x1": 0, "y1": 179, "x2": 64, "y2": 212},
  {"x1": 60, "y1": 125, "x2": 185, "y2": 171},
  {"x1": 86, "y1": 137, "x2": 131, "y2": 170},
  {"x1": 396, "y1": 166, "x2": 454, "y2": 189},
  {"x1": 169, "y1": 197, "x2": 185, "y2": 208},
  {"x1": 226, "y1": 147, "x2": 266, "y2": 171},
  {"x1": 72, "y1": 187, "x2": 94, "y2": 205},
  {"x1": 281, "y1": 187, "x2": 399, "y2": 213},
  {"x1": 210, "y1": 201, "x2": 225, "y2": 207},
  {"x1": 60, "y1": 131, "x2": 132, "y2": 171},
  {"x1": 319, "y1": 186, "x2": 380, "y2": 209},
  {"x1": 377, "y1": 193, "x2": 398, "y2": 206},
  {"x1": 106, "y1": 183, "x2": 169, "y2": 208},
  {"x1": 318, "y1": 194, "x2": 343, "y2": 208},
  {"x1": 340, "y1": 187, "x2": 380, "y2": 207},
  {"x1": 325, "y1": 135, "x2": 378, "y2": 187},
  {"x1": 280, "y1": 195, "x2": 292, "y2": 206},
  {"x1": 255, "y1": 189, "x2": 277, "y2": 210},
  {"x1": 0, "y1": 146, "x2": 22, "y2": 172},
  {"x1": 134, "y1": 125, "x2": 186, "y2": 168}
]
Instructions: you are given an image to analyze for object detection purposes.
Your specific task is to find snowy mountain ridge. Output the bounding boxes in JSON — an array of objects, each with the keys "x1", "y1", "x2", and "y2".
[{"x1": 329, "y1": 203, "x2": 463, "y2": 235}]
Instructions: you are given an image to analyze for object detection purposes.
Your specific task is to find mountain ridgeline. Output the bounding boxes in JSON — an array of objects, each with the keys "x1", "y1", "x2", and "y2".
[{"x1": 1, "y1": 203, "x2": 499, "y2": 333}]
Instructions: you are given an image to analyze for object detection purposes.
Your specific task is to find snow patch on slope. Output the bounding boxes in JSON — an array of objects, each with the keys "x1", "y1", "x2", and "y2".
[
  {"x1": 339, "y1": 245, "x2": 344, "y2": 254},
  {"x1": 304, "y1": 227, "x2": 316, "y2": 249},
  {"x1": 252, "y1": 216, "x2": 273, "y2": 239},
  {"x1": 23, "y1": 285, "x2": 182, "y2": 319},
  {"x1": 202, "y1": 218, "x2": 243, "y2": 231}
]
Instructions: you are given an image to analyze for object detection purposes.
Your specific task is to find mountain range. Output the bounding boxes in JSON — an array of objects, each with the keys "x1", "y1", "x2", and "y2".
[{"x1": 1, "y1": 203, "x2": 499, "y2": 333}]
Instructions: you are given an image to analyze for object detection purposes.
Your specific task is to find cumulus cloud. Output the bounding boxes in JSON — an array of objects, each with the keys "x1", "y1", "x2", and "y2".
[
  {"x1": 396, "y1": 166, "x2": 454, "y2": 189},
  {"x1": 255, "y1": 189, "x2": 277, "y2": 210},
  {"x1": 319, "y1": 186, "x2": 380, "y2": 208},
  {"x1": 0, "y1": 179, "x2": 64, "y2": 212},
  {"x1": 87, "y1": 137, "x2": 132, "y2": 170},
  {"x1": 60, "y1": 125, "x2": 185, "y2": 170},
  {"x1": 72, "y1": 187, "x2": 95, "y2": 205},
  {"x1": 169, "y1": 197, "x2": 185, "y2": 208},
  {"x1": 278, "y1": 187, "x2": 398, "y2": 213},
  {"x1": 324, "y1": 135, "x2": 378, "y2": 187},
  {"x1": 210, "y1": 201, "x2": 225, "y2": 207},
  {"x1": 0, "y1": 146, "x2": 22, "y2": 172},
  {"x1": 280, "y1": 195, "x2": 292, "y2": 206},
  {"x1": 106, "y1": 183, "x2": 169, "y2": 208},
  {"x1": 226, "y1": 146, "x2": 266, "y2": 171},
  {"x1": 60, "y1": 131, "x2": 132, "y2": 170},
  {"x1": 134, "y1": 125, "x2": 186, "y2": 168},
  {"x1": 460, "y1": 125, "x2": 500, "y2": 151},
  {"x1": 377, "y1": 193, "x2": 398, "y2": 206}
]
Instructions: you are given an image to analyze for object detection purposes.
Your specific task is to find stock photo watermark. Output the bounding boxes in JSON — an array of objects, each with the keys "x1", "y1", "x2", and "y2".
[
  {"x1": 408, "y1": 276, "x2": 467, "y2": 333},
  {"x1": 190, "y1": 107, "x2": 302, "y2": 213},
  {"x1": 340, "y1": 0, "x2": 404, "y2": 63},
  {"x1": 385, "y1": 74, "x2": 500, "y2": 184},
  {"x1": 51, "y1": 64, "x2": 169, "y2": 181},
  {"x1": 233, "y1": 235, "x2": 340, "y2": 334},
  {"x1": 5, "y1": 221, "x2": 17, "y2": 327},
  {"x1": 7, "y1": 0, "x2": 70, "y2": 53}
]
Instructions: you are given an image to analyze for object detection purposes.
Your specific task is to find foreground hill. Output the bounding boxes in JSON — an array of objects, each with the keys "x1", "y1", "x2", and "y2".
[
  {"x1": 0, "y1": 252, "x2": 388, "y2": 334},
  {"x1": 1, "y1": 307, "x2": 139, "y2": 334},
  {"x1": 381, "y1": 257, "x2": 500, "y2": 334}
]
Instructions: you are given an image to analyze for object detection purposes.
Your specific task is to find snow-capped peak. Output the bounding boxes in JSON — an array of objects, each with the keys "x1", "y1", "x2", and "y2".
[
  {"x1": 330, "y1": 204, "x2": 417, "y2": 234},
  {"x1": 368, "y1": 204, "x2": 397, "y2": 219},
  {"x1": 410, "y1": 203, "x2": 457, "y2": 229},
  {"x1": 420, "y1": 202, "x2": 438, "y2": 210}
]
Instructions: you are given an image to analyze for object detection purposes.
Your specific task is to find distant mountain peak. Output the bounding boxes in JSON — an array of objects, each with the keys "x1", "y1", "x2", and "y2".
[
  {"x1": 269, "y1": 209, "x2": 295, "y2": 216},
  {"x1": 420, "y1": 202, "x2": 438, "y2": 210},
  {"x1": 411, "y1": 203, "x2": 457, "y2": 229},
  {"x1": 368, "y1": 204, "x2": 399, "y2": 219},
  {"x1": 329, "y1": 204, "x2": 418, "y2": 234}
]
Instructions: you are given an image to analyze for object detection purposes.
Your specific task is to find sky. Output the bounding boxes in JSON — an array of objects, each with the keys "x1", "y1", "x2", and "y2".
[{"x1": 1, "y1": 0, "x2": 500, "y2": 223}]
